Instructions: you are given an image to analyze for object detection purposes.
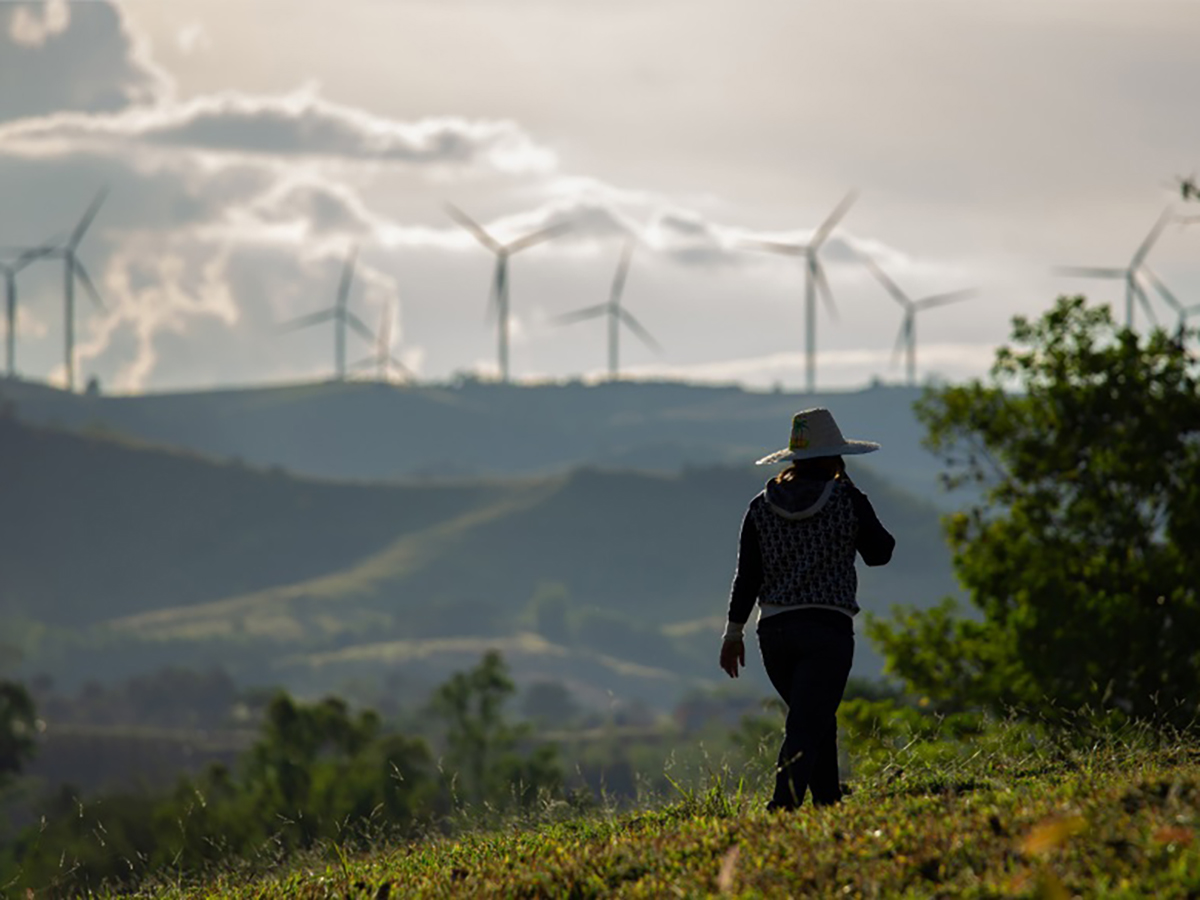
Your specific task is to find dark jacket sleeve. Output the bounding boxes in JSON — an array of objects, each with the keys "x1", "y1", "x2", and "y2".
[
  {"x1": 727, "y1": 504, "x2": 763, "y2": 625},
  {"x1": 847, "y1": 483, "x2": 895, "y2": 566}
]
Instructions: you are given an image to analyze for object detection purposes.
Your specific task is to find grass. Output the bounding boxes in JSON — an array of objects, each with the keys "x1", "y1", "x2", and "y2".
[{"x1": 78, "y1": 723, "x2": 1200, "y2": 899}]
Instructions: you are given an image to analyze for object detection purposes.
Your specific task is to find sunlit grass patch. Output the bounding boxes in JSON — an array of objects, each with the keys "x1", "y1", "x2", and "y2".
[{"x1": 90, "y1": 723, "x2": 1200, "y2": 899}]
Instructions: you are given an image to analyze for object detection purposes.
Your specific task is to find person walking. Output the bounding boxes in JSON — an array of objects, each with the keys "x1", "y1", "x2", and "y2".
[{"x1": 720, "y1": 407, "x2": 895, "y2": 811}]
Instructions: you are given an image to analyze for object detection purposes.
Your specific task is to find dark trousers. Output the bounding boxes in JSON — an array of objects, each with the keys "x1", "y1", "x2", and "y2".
[{"x1": 757, "y1": 609, "x2": 854, "y2": 809}]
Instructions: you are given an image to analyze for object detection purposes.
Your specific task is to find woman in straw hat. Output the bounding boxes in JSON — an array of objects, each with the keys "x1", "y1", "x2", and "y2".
[{"x1": 721, "y1": 407, "x2": 895, "y2": 811}]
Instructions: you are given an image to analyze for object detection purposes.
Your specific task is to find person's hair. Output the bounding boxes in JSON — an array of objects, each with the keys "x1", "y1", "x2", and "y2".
[{"x1": 776, "y1": 455, "x2": 845, "y2": 483}]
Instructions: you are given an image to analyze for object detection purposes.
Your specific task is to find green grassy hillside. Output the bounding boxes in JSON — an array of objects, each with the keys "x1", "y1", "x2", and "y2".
[
  {"x1": 0, "y1": 414, "x2": 959, "y2": 701},
  {"x1": 82, "y1": 735, "x2": 1200, "y2": 898}
]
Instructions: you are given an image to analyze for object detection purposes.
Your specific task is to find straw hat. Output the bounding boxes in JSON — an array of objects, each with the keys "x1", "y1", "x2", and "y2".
[{"x1": 755, "y1": 407, "x2": 880, "y2": 465}]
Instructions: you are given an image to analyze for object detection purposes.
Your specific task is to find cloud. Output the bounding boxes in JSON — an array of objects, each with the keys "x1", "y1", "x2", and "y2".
[
  {"x1": 0, "y1": 0, "x2": 170, "y2": 123},
  {"x1": 0, "y1": 0, "x2": 986, "y2": 395},
  {"x1": 0, "y1": 88, "x2": 557, "y2": 175},
  {"x1": 619, "y1": 343, "x2": 995, "y2": 390}
]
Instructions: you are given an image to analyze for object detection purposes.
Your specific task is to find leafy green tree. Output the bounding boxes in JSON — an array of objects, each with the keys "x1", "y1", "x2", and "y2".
[
  {"x1": 0, "y1": 680, "x2": 36, "y2": 785},
  {"x1": 430, "y1": 651, "x2": 562, "y2": 808},
  {"x1": 868, "y1": 297, "x2": 1200, "y2": 724}
]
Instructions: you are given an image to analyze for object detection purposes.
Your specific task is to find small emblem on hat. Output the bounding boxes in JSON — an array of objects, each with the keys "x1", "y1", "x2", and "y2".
[{"x1": 789, "y1": 415, "x2": 810, "y2": 450}]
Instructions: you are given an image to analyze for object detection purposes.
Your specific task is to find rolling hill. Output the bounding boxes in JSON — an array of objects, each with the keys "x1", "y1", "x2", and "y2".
[
  {"x1": 0, "y1": 412, "x2": 962, "y2": 707},
  {"x1": 0, "y1": 376, "x2": 969, "y2": 506}
]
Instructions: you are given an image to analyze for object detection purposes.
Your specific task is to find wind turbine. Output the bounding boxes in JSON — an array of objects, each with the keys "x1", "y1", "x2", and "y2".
[
  {"x1": 1055, "y1": 207, "x2": 1174, "y2": 329},
  {"x1": 35, "y1": 189, "x2": 108, "y2": 391},
  {"x1": 554, "y1": 237, "x2": 661, "y2": 380},
  {"x1": 281, "y1": 246, "x2": 374, "y2": 381},
  {"x1": 742, "y1": 191, "x2": 857, "y2": 393},
  {"x1": 445, "y1": 204, "x2": 570, "y2": 383},
  {"x1": 1136, "y1": 267, "x2": 1200, "y2": 338},
  {"x1": 351, "y1": 301, "x2": 413, "y2": 383},
  {"x1": 0, "y1": 246, "x2": 54, "y2": 378},
  {"x1": 858, "y1": 251, "x2": 975, "y2": 387}
]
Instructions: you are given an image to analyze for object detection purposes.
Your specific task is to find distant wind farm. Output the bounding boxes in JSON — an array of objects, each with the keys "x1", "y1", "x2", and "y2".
[{"x1": 2, "y1": 188, "x2": 1199, "y2": 397}]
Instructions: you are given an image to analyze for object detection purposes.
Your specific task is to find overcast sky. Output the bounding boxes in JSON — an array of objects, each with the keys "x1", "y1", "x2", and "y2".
[{"x1": 1, "y1": 0, "x2": 1198, "y2": 394}]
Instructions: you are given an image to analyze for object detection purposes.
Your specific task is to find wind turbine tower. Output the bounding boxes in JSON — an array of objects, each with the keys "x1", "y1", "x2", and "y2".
[
  {"x1": 743, "y1": 192, "x2": 857, "y2": 393},
  {"x1": 858, "y1": 252, "x2": 975, "y2": 387},
  {"x1": 445, "y1": 204, "x2": 570, "y2": 383},
  {"x1": 0, "y1": 247, "x2": 52, "y2": 378},
  {"x1": 1055, "y1": 207, "x2": 1174, "y2": 329},
  {"x1": 554, "y1": 237, "x2": 661, "y2": 379},
  {"x1": 39, "y1": 189, "x2": 108, "y2": 391},
  {"x1": 281, "y1": 246, "x2": 375, "y2": 381},
  {"x1": 352, "y1": 301, "x2": 413, "y2": 383}
]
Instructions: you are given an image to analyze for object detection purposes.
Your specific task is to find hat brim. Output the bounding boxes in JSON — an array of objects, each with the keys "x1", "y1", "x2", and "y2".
[{"x1": 755, "y1": 440, "x2": 881, "y2": 466}]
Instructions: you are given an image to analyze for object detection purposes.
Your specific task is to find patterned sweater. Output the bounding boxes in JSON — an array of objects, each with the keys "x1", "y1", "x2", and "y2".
[{"x1": 725, "y1": 475, "x2": 895, "y2": 637}]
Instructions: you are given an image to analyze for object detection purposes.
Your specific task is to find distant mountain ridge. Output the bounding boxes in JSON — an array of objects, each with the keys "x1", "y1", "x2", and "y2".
[{"x1": 0, "y1": 377, "x2": 962, "y2": 506}]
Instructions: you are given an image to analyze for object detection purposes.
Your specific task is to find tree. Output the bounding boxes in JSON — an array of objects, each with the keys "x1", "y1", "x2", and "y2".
[
  {"x1": 0, "y1": 680, "x2": 36, "y2": 785},
  {"x1": 868, "y1": 297, "x2": 1200, "y2": 724},
  {"x1": 430, "y1": 651, "x2": 561, "y2": 808}
]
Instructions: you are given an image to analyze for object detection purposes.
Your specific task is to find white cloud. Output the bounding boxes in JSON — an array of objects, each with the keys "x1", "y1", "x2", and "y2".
[
  {"x1": 619, "y1": 342, "x2": 995, "y2": 391},
  {"x1": 0, "y1": 89, "x2": 557, "y2": 176}
]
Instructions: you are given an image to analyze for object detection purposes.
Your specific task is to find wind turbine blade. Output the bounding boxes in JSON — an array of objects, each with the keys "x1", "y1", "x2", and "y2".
[
  {"x1": 1053, "y1": 266, "x2": 1126, "y2": 279},
  {"x1": 609, "y1": 239, "x2": 635, "y2": 309},
  {"x1": 1142, "y1": 267, "x2": 1183, "y2": 312},
  {"x1": 553, "y1": 304, "x2": 608, "y2": 325},
  {"x1": 445, "y1": 203, "x2": 503, "y2": 254},
  {"x1": 70, "y1": 188, "x2": 110, "y2": 248},
  {"x1": 857, "y1": 251, "x2": 909, "y2": 308},
  {"x1": 336, "y1": 247, "x2": 358, "y2": 311},
  {"x1": 345, "y1": 310, "x2": 375, "y2": 343},
  {"x1": 1131, "y1": 276, "x2": 1158, "y2": 326},
  {"x1": 914, "y1": 288, "x2": 976, "y2": 311},
  {"x1": 507, "y1": 221, "x2": 572, "y2": 254},
  {"x1": 814, "y1": 261, "x2": 839, "y2": 323},
  {"x1": 740, "y1": 238, "x2": 805, "y2": 257},
  {"x1": 1131, "y1": 206, "x2": 1174, "y2": 267},
  {"x1": 72, "y1": 261, "x2": 105, "y2": 311},
  {"x1": 810, "y1": 190, "x2": 857, "y2": 250},
  {"x1": 279, "y1": 309, "x2": 336, "y2": 331},
  {"x1": 13, "y1": 244, "x2": 58, "y2": 270},
  {"x1": 617, "y1": 308, "x2": 662, "y2": 353}
]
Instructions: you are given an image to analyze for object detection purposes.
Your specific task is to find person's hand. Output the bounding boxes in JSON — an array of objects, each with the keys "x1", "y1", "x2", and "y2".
[{"x1": 719, "y1": 639, "x2": 745, "y2": 678}]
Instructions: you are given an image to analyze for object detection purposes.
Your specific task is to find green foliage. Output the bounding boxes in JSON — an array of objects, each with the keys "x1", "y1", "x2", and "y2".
[
  {"x1": 4, "y1": 652, "x2": 568, "y2": 895},
  {"x1": 0, "y1": 679, "x2": 36, "y2": 785},
  {"x1": 429, "y1": 650, "x2": 562, "y2": 809},
  {"x1": 8, "y1": 691, "x2": 438, "y2": 894},
  {"x1": 870, "y1": 296, "x2": 1200, "y2": 724}
]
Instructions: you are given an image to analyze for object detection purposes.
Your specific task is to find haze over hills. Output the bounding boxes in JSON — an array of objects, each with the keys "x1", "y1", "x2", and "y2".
[
  {"x1": 0, "y1": 377, "x2": 966, "y2": 507},
  {"x1": 0, "y1": 410, "x2": 962, "y2": 708}
]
